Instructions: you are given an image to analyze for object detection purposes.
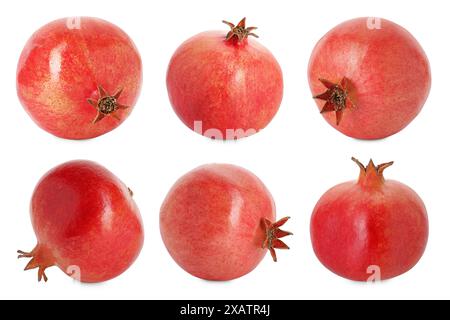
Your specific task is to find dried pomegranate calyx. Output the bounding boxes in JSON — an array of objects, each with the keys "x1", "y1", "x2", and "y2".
[
  {"x1": 313, "y1": 77, "x2": 356, "y2": 126},
  {"x1": 127, "y1": 187, "x2": 134, "y2": 197},
  {"x1": 262, "y1": 217, "x2": 293, "y2": 262},
  {"x1": 223, "y1": 18, "x2": 259, "y2": 43},
  {"x1": 87, "y1": 85, "x2": 130, "y2": 124},
  {"x1": 17, "y1": 245, "x2": 55, "y2": 282},
  {"x1": 352, "y1": 157, "x2": 394, "y2": 187}
]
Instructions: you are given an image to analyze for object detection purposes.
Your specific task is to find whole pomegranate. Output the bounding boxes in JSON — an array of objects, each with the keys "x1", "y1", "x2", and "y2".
[
  {"x1": 17, "y1": 17, "x2": 142, "y2": 140},
  {"x1": 308, "y1": 18, "x2": 431, "y2": 139},
  {"x1": 160, "y1": 164, "x2": 291, "y2": 281},
  {"x1": 166, "y1": 18, "x2": 283, "y2": 140},
  {"x1": 18, "y1": 160, "x2": 144, "y2": 283},
  {"x1": 310, "y1": 158, "x2": 428, "y2": 281}
]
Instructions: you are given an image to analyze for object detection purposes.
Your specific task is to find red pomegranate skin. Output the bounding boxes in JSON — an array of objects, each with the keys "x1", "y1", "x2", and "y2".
[
  {"x1": 19, "y1": 160, "x2": 144, "y2": 283},
  {"x1": 310, "y1": 158, "x2": 428, "y2": 281},
  {"x1": 166, "y1": 19, "x2": 283, "y2": 140},
  {"x1": 160, "y1": 164, "x2": 290, "y2": 281},
  {"x1": 308, "y1": 18, "x2": 431, "y2": 139},
  {"x1": 17, "y1": 17, "x2": 142, "y2": 140}
]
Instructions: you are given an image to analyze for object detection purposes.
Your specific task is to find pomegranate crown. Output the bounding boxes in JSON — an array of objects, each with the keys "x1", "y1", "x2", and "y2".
[
  {"x1": 352, "y1": 157, "x2": 394, "y2": 188},
  {"x1": 313, "y1": 77, "x2": 356, "y2": 126},
  {"x1": 262, "y1": 217, "x2": 293, "y2": 262},
  {"x1": 222, "y1": 18, "x2": 259, "y2": 43}
]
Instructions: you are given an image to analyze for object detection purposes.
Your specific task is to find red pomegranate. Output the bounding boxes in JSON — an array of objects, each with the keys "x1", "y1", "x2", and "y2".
[
  {"x1": 18, "y1": 160, "x2": 144, "y2": 283},
  {"x1": 17, "y1": 17, "x2": 142, "y2": 140},
  {"x1": 310, "y1": 158, "x2": 428, "y2": 281},
  {"x1": 308, "y1": 18, "x2": 431, "y2": 139},
  {"x1": 166, "y1": 18, "x2": 283, "y2": 140},
  {"x1": 160, "y1": 164, "x2": 291, "y2": 281}
]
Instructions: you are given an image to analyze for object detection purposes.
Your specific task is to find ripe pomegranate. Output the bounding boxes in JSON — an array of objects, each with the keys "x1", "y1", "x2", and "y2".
[
  {"x1": 17, "y1": 17, "x2": 142, "y2": 140},
  {"x1": 310, "y1": 158, "x2": 428, "y2": 281},
  {"x1": 308, "y1": 18, "x2": 431, "y2": 139},
  {"x1": 166, "y1": 18, "x2": 283, "y2": 140},
  {"x1": 160, "y1": 164, "x2": 292, "y2": 281},
  {"x1": 18, "y1": 160, "x2": 144, "y2": 283}
]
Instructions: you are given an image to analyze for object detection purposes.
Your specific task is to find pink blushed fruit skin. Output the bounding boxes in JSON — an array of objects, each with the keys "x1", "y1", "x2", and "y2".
[
  {"x1": 310, "y1": 159, "x2": 429, "y2": 281},
  {"x1": 17, "y1": 17, "x2": 142, "y2": 140},
  {"x1": 160, "y1": 164, "x2": 276, "y2": 281},
  {"x1": 19, "y1": 160, "x2": 144, "y2": 283},
  {"x1": 166, "y1": 30, "x2": 283, "y2": 140},
  {"x1": 308, "y1": 17, "x2": 431, "y2": 139}
]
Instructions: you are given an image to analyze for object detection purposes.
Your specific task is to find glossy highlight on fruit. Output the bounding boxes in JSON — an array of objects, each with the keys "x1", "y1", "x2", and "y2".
[
  {"x1": 310, "y1": 158, "x2": 428, "y2": 281},
  {"x1": 167, "y1": 18, "x2": 283, "y2": 140},
  {"x1": 17, "y1": 17, "x2": 142, "y2": 140},
  {"x1": 160, "y1": 164, "x2": 292, "y2": 281},
  {"x1": 18, "y1": 160, "x2": 144, "y2": 283},
  {"x1": 308, "y1": 17, "x2": 431, "y2": 139}
]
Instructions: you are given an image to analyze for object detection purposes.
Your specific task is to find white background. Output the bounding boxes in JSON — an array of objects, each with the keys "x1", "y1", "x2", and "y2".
[{"x1": 0, "y1": 0, "x2": 447, "y2": 300}]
